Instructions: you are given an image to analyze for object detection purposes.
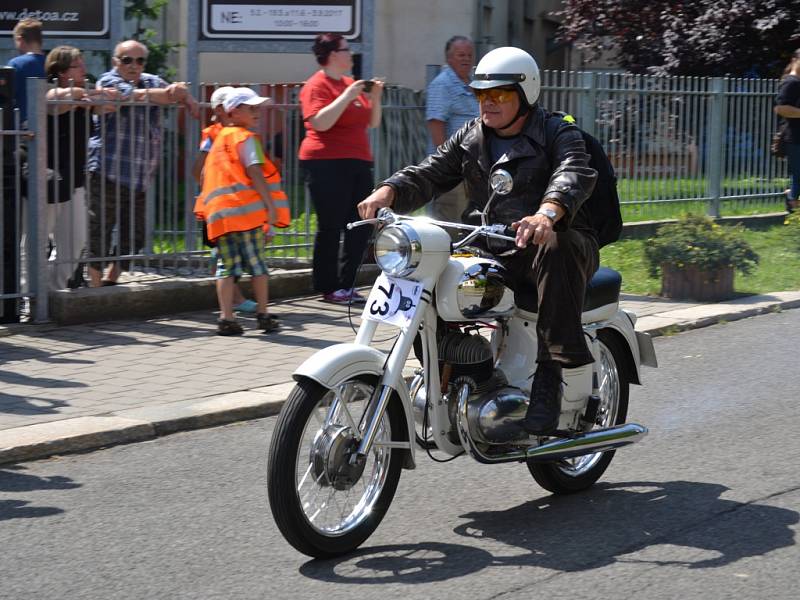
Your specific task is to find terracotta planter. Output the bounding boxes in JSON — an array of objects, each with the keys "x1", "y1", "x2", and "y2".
[{"x1": 660, "y1": 264, "x2": 735, "y2": 301}]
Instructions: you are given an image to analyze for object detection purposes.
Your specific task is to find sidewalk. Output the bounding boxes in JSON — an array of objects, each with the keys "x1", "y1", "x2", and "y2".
[{"x1": 2, "y1": 289, "x2": 800, "y2": 465}]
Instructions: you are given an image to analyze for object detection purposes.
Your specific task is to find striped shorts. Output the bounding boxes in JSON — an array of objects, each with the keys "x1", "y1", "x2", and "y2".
[{"x1": 214, "y1": 227, "x2": 269, "y2": 279}]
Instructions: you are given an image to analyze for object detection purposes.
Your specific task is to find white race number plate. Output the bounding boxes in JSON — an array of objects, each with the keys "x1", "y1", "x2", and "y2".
[{"x1": 362, "y1": 273, "x2": 424, "y2": 328}]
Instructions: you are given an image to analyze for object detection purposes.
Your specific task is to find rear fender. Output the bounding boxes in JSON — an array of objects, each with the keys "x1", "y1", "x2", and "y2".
[
  {"x1": 597, "y1": 311, "x2": 643, "y2": 385},
  {"x1": 293, "y1": 343, "x2": 416, "y2": 469}
]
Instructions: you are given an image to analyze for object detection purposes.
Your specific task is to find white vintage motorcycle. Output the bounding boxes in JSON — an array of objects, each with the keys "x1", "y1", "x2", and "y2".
[{"x1": 267, "y1": 173, "x2": 658, "y2": 558}]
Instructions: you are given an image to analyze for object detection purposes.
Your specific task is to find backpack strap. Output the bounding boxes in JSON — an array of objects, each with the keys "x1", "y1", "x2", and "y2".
[{"x1": 541, "y1": 111, "x2": 577, "y2": 174}]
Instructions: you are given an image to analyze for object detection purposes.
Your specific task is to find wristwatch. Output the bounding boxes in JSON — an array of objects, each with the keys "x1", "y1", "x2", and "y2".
[{"x1": 535, "y1": 207, "x2": 558, "y2": 222}]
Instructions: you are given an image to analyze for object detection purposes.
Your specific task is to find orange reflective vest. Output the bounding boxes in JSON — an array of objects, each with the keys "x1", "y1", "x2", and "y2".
[
  {"x1": 196, "y1": 126, "x2": 291, "y2": 241},
  {"x1": 200, "y1": 122, "x2": 223, "y2": 148}
]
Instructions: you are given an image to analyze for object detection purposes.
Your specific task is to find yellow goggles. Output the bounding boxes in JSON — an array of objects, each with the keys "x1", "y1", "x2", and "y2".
[{"x1": 473, "y1": 87, "x2": 517, "y2": 104}]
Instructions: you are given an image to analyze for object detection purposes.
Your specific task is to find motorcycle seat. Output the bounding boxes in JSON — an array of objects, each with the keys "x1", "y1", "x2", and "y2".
[
  {"x1": 584, "y1": 266, "x2": 622, "y2": 312},
  {"x1": 514, "y1": 267, "x2": 622, "y2": 318}
]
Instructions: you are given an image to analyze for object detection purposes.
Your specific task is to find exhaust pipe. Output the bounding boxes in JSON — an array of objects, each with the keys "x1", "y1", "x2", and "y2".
[
  {"x1": 456, "y1": 383, "x2": 648, "y2": 464},
  {"x1": 525, "y1": 422, "x2": 648, "y2": 463}
]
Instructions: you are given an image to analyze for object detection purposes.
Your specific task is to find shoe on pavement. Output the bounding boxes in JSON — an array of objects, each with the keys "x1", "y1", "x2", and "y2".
[
  {"x1": 217, "y1": 319, "x2": 244, "y2": 336},
  {"x1": 234, "y1": 299, "x2": 258, "y2": 313},
  {"x1": 257, "y1": 312, "x2": 280, "y2": 333},
  {"x1": 522, "y1": 361, "x2": 563, "y2": 435},
  {"x1": 321, "y1": 289, "x2": 353, "y2": 305}
]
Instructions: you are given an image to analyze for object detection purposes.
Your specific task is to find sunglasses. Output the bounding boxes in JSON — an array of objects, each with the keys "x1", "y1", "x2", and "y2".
[
  {"x1": 473, "y1": 87, "x2": 517, "y2": 104},
  {"x1": 116, "y1": 55, "x2": 146, "y2": 66}
]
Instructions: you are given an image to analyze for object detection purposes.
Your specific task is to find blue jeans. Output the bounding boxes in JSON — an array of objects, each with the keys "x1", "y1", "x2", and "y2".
[{"x1": 787, "y1": 143, "x2": 800, "y2": 201}]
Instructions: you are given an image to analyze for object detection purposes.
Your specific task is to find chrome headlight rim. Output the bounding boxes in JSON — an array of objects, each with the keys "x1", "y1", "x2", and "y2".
[{"x1": 374, "y1": 223, "x2": 422, "y2": 277}]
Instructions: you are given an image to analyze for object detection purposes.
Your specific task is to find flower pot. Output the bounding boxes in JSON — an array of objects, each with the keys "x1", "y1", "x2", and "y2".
[{"x1": 660, "y1": 264, "x2": 735, "y2": 301}]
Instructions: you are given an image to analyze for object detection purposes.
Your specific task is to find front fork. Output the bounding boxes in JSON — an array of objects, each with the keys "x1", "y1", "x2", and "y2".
[{"x1": 351, "y1": 288, "x2": 463, "y2": 462}]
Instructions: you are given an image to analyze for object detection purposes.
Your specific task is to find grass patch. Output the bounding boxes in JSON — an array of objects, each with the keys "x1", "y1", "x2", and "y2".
[{"x1": 601, "y1": 222, "x2": 800, "y2": 295}]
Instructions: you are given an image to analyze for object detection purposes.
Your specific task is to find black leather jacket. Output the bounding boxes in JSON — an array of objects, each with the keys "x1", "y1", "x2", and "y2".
[{"x1": 384, "y1": 106, "x2": 598, "y2": 238}]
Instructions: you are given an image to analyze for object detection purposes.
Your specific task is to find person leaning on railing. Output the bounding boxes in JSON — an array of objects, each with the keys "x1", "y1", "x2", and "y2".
[
  {"x1": 85, "y1": 39, "x2": 199, "y2": 287},
  {"x1": 44, "y1": 45, "x2": 120, "y2": 289}
]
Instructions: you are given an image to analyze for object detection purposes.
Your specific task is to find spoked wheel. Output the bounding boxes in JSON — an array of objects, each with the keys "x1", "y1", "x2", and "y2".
[
  {"x1": 527, "y1": 330, "x2": 630, "y2": 494},
  {"x1": 267, "y1": 376, "x2": 404, "y2": 558}
]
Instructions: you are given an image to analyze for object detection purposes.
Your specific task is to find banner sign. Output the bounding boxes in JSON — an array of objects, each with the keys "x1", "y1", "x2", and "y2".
[
  {"x1": 0, "y1": 1, "x2": 109, "y2": 37},
  {"x1": 202, "y1": 0, "x2": 360, "y2": 39}
]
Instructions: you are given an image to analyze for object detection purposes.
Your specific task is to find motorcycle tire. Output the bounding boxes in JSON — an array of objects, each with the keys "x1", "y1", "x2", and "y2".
[
  {"x1": 527, "y1": 330, "x2": 630, "y2": 494},
  {"x1": 267, "y1": 376, "x2": 404, "y2": 558}
]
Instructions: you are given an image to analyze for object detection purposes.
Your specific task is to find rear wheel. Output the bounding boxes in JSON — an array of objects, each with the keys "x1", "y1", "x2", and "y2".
[
  {"x1": 267, "y1": 376, "x2": 404, "y2": 558},
  {"x1": 527, "y1": 330, "x2": 630, "y2": 494}
]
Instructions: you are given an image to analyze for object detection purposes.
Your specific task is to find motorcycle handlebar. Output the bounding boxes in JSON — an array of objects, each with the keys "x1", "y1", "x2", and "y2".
[{"x1": 346, "y1": 208, "x2": 519, "y2": 246}]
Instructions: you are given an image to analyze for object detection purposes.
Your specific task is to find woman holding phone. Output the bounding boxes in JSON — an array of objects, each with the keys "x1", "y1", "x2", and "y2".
[{"x1": 298, "y1": 33, "x2": 384, "y2": 305}]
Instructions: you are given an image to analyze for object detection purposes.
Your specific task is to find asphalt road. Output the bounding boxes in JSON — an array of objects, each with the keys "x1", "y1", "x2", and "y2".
[{"x1": 2, "y1": 310, "x2": 799, "y2": 600}]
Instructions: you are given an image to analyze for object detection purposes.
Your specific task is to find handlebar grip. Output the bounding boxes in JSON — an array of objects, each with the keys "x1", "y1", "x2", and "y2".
[{"x1": 502, "y1": 225, "x2": 517, "y2": 238}]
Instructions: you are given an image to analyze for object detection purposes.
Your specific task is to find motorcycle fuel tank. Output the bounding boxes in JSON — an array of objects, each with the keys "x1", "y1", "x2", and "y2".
[{"x1": 436, "y1": 256, "x2": 516, "y2": 322}]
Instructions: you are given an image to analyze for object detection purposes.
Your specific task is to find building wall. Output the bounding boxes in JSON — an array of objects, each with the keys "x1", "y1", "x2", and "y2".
[
  {"x1": 167, "y1": 0, "x2": 588, "y2": 89},
  {"x1": 374, "y1": 0, "x2": 475, "y2": 90}
]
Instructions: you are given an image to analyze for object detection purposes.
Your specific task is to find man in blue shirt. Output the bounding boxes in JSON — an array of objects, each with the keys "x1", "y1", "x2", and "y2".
[
  {"x1": 425, "y1": 35, "x2": 479, "y2": 222},
  {"x1": 86, "y1": 39, "x2": 199, "y2": 286},
  {"x1": 7, "y1": 18, "x2": 46, "y2": 125}
]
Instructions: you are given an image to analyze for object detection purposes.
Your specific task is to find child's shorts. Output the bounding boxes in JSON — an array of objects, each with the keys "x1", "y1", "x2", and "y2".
[{"x1": 215, "y1": 228, "x2": 270, "y2": 279}]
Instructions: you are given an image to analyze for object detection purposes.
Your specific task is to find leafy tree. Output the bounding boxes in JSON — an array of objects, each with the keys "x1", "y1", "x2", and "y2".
[
  {"x1": 556, "y1": 0, "x2": 800, "y2": 77},
  {"x1": 125, "y1": 0, "x2": 181, "y2": 79}
]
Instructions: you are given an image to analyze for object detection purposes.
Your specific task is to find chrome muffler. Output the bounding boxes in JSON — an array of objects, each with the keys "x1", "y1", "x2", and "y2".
[
  {"x1": 455, "y1": 383, "x2": 648, "y2": 464},
  {"x1": 524, "y1": 422, "x2": 648, "y2": 463}
]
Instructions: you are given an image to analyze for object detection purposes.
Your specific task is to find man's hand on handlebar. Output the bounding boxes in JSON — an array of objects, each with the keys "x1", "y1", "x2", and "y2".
[
  {"x1": 511, "y1": 201, "x2": 564, "y2": 248},
  {"x1": 358, "y1": 185, "x2": 395, "y2": 219}
]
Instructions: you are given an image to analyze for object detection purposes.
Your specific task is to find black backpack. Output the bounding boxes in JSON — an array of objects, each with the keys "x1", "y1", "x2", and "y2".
[{"x1": 545, "y1": 112, "x2": 623, "y2": 248}]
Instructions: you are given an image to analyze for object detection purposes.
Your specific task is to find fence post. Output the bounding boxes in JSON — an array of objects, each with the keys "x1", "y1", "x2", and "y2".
[
  {"x1": 27, "y1": 78, "x2": 49, "y2": 322},
  {"x1": 706, "y1": 77, "x2": 727, "y2": 217},
  {"x1": 578, "y1": 71, "x2": 597, "y2": 137}
]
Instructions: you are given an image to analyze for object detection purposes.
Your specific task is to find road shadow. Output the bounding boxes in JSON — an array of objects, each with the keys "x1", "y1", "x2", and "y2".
[
  {"x1": 0, "y1": 465, "x2": 81, "y2": 521},
  {"x1": 300, "y1": 479, "x2": 798, "y2": 584}
]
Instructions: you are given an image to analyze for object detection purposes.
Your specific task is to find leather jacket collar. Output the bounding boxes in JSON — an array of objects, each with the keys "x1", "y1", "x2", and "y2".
[{"x1": 459, "y1": 106, "x2": 549, "y2": 174}]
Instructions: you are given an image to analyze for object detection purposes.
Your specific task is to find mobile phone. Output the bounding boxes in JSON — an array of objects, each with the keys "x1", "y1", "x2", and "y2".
[{"x1": 362, "y1": 80, "x2": 374, "y2": 93}]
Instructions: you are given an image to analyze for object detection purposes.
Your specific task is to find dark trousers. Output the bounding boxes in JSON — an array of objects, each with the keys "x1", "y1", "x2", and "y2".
[
  {"x1": 301, "y1": 159, "x2": 373, "y2": 294},
  {"x1": 499, "y1": 229, "x2": 599, "y2": 368},
  {"x1": 1, "y1": 172, "x2": 20, "y2": 323},
  {"x1": 87, "y1": 174, "x2": 146, "y2": 271},
  {"x1": 787, "y1": 142, "x2": 800, "y2": 201}
]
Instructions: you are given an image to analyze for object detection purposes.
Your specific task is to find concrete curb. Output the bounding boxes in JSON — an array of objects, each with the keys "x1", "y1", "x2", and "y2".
[
  {"x1": 47, "y1": 265, "x2": 381, "y2": 326},
  {"x1": 1, "y1": 295, "x2": 799, "y2": 466}
]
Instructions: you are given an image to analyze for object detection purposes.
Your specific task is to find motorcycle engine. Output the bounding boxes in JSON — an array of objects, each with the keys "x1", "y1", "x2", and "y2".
[{"x1": 438, "y1": 330, "x2": 494, "y2": 385}]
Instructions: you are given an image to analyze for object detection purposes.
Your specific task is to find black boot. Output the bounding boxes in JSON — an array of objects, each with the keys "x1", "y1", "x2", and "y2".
[{"x1": 523, "y1": 361, "x2": 563, "y2": 435}]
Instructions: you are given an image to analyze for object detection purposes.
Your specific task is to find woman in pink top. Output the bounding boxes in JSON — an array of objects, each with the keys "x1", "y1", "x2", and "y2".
[{"x1": 298, "y1": 33, "x2": 384, "y2": 305}]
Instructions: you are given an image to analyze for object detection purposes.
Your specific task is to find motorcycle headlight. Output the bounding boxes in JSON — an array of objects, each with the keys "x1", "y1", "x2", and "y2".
[{"x1": 374, "y1": 223, "x2": 421, "y2": 277}]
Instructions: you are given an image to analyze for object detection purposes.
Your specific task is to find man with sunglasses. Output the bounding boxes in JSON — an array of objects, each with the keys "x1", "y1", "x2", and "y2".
[
  {"x1": 358, "y1": 47, "x2": 599, "y2": 436},
  {"x1": 86, "y1": 40, "x2": 199, "y2": 286}
]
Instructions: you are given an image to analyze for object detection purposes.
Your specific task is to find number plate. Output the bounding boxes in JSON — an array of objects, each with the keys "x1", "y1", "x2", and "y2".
[{"x1": 362, "y1": 273, "x2": 424, "y2": 328}]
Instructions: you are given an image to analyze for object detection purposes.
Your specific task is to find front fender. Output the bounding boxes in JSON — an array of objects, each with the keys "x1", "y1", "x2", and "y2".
[
  {"x1": 293, "y1": 343, "x2": 388, "y2": 388},
  {"x1": 293, "y1": 343, "x2": 416, "y2": 469}
]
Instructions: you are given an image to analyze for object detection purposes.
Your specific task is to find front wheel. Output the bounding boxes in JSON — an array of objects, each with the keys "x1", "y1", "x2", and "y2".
[
  {"x1": 267, "y1": 376, "x2": 404, "y2": 558},
  {"x1": 527, "y1": 330, "x2": 630, "y2": 494}
]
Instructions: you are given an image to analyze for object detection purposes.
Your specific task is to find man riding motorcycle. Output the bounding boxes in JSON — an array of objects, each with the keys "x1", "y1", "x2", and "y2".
[{"x1": 357, "y1": 46, "x2": 600, "y2": 435}]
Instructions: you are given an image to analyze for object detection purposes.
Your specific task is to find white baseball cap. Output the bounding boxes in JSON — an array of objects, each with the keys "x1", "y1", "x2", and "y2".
[
  {"x1": 209, "y1": 86, "x2": 236, "y2": 109},
  {"x1": 223, "y1": 87, "x2": 271, "y2": 112}
]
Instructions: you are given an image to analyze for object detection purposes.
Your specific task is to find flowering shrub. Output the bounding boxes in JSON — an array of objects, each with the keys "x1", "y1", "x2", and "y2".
[{"x1": 644, "y1": 214, "x2": 759, "y2": 278}]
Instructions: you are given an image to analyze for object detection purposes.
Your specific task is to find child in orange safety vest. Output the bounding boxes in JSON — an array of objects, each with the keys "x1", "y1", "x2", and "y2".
[
  {"x1": 196, "y1": 87, "x2": 291, "y2": 336},
  {"x1": 192, "y1": 86, "x2": 259, "y2": 315}
]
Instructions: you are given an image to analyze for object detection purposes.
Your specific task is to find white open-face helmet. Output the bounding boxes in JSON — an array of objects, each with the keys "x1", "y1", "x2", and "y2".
[{"x1": 469, "y1": 47, "x2": 541, "y2": 106}]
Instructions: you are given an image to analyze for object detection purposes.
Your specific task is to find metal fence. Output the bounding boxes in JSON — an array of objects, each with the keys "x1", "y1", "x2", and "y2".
[
  {"x1": 0, "y1": 71, "x2": 790, "y2": 323},
  {"x1": 541, "y1": 72, "x2": 787, "y2": 218}
]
